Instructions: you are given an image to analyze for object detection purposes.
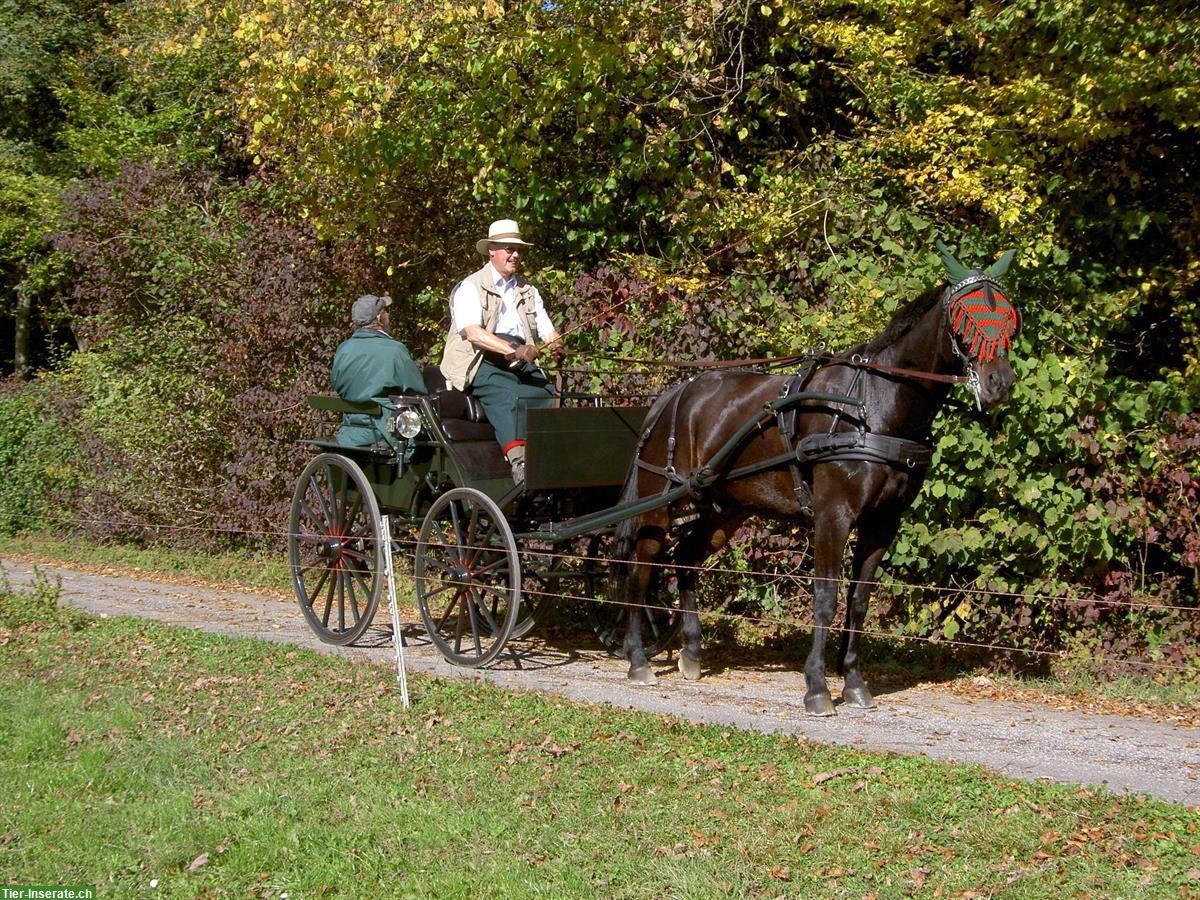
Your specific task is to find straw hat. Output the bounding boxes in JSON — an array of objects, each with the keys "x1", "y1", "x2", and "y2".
[{"x1": 476, "y1": 219, "x2": 533, "y2": 255}]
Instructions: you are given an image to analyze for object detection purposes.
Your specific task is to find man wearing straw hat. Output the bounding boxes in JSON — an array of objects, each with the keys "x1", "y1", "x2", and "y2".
[{"x1": 440, "y1": 219, "x2": 564, "y2": 483}]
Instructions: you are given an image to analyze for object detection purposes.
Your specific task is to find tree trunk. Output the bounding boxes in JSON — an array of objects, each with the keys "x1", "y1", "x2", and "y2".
[{"x1": 13, "y1": 286, "x2": 32, "y2": 379}]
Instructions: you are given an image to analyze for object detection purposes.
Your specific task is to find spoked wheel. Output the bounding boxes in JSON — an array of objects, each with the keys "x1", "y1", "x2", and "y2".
[
  {"x1": 415, "y1": 487, "x2": 521, "y2": 667},
  {"x1": 289, "y1": 453, "x2": 384, "y2": 646},
  {"x1": 514, "y1": 540, "x2": 571, "y2": 641},
  {"x1": 585, "y1": 534, "x2": 681, "y2": 659}
]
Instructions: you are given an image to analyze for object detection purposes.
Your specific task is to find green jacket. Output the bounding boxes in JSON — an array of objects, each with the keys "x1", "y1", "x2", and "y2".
[{"x1": 330, "y1": 328, "x2": 426, "y2": 447}]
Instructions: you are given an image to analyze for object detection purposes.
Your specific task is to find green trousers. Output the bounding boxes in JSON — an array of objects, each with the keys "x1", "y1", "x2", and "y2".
[{"x1": 471, "y1": 358, "x2": 555, "y2": 451}]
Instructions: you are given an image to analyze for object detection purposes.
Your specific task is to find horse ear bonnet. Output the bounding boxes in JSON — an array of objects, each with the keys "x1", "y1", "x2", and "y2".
[
  {"x1": 985, "y1": 249, "x2": 1016, "y2": 280},
  {"x1": 935, "y1": 238, "x2": 974, "y2": 284}
]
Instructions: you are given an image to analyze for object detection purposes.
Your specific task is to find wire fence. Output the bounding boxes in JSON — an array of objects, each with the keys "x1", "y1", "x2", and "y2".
[{"x1": 6, "y1": 507, "x2": 1197, "y2": 681}]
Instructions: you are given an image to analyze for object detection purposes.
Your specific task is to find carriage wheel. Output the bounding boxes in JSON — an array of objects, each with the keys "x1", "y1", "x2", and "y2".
[
  {"x1": 585, "y1": 535, "x2": 681, "y2": 659},
  {"x1": 415, "y1": 487, "x2": 521, "y2": 667},
  {"x1": 289, "y1": 453, "x2": 384, "y2": 646}
]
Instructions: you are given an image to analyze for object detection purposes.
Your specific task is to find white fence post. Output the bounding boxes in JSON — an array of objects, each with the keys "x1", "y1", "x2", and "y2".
[{"x1": 380, "y1": 515, "x2": 410, "y2": 708}]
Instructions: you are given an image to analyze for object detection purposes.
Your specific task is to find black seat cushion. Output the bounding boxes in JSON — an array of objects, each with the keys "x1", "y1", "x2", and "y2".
[
  {"x1": 422, "y1": 365, "x2": 488, "y2": 424},
  {"x1": 422, "y1": 365, "x2": 447, "y2": 393}
]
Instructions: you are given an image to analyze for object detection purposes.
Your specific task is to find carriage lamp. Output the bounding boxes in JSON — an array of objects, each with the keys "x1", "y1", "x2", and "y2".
[{"x1": 394, "y1": 407, "x2": 423, "y2": 439}]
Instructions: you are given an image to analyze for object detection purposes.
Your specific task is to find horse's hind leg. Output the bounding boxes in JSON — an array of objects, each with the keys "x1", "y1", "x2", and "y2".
[
  {"x1": 623, "y1": 526, "x2": 666, "y2": 686},
  {"x1": 673, "y1": 514, "x2": 741, "y2": 680},
  {"x1": 837, "y1": 512, "x2": 901, "y2": 710}
]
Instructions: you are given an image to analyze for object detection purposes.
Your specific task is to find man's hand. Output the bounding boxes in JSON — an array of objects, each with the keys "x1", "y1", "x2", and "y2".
[
  {"x1": 546, "y1": 338, "x2": 566, "y2": 363},
  {"x1": 510, "y1": 343, "x2": 540, "y2": 365}
]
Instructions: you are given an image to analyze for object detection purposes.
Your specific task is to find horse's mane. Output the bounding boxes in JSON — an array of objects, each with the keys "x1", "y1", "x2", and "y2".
[{"x1": 845, "y1": 284, "x2": 943, "y2": 357}]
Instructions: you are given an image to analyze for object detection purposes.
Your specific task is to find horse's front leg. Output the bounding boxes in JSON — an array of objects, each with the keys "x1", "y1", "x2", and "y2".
[
  {"x1": 676, "y1": 564, "x2": 702, "y2": 680},
  {"x1": 837, "y1": 512, "x2": 901, "y2": 710},
  {"x1": 805, "y1": 513, "x2": 853, "y2": 716}
]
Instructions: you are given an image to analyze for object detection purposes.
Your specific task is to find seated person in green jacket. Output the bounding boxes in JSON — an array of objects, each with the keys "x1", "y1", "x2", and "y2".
[{"x1": 330, "y1": 293, "x2": 427, "y2": 447}]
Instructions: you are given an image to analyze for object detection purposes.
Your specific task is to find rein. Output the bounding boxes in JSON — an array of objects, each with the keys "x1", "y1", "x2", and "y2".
[
  {"x1": 825, "y1": 357, "x2": 969, "y2": 385},
  {"x1": 566, "y1": 352, "x2": 969, "y2": 384},
  {"x1": 560, "y1": 271, "x2": 1021, "y2": 394}
]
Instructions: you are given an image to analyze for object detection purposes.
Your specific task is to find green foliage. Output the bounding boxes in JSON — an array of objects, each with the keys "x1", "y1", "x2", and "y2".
[
  {"x1": 55, "y1": 327, "x2": 232, "y2": 531},
  {"x1": 0, "y1": 567, "x2": 84, "y2": 631},
  {"x1": 0, "y1": 158, "x2": 64, "y2": 320},
  {"x1": 0, "y1": 0, "x2": 107, "y2": 150},
  {"x1": 0, "y1": 378, "x2": 79, "y2": 533},
  {"x1": 53, "y1": 0, "x2": 244, "y2": 178},
  {"x1": 1, "y1": 0, "x2": 1197, "y2": 665}
]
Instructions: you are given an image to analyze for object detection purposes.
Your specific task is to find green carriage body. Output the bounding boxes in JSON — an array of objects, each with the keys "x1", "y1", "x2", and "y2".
[
  {"x1": 302, "y1": 394, "x2": 648, "y2": 516},
  {"x1": 289, "y1": 388, "x2": 657, "y2": 663}
]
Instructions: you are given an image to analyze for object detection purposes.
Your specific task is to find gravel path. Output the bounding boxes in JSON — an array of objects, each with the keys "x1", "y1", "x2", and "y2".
[{"x1": 4, "y1": 556, "x2": 1198, "y2": 807}]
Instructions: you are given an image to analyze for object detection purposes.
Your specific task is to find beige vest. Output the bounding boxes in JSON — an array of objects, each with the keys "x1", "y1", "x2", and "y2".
[{"x1": 439, "y1": 266, "x2": 541, "y2": 390}]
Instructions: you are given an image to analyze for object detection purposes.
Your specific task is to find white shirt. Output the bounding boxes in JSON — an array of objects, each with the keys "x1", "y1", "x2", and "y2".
[{"x1": 450, "y1": 263, "x2": 556, "y2": 341}]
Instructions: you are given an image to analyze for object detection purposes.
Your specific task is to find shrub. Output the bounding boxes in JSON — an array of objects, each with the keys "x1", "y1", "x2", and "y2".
[
  {"x1": 50, "y1": 161, "x2": 379, "y2": 550},
  {"x1": 0, "y1": 376, "x2": 79, "y2": 534},
  {"x1": 0, "y1": 568, "x2": 85, "y2": 632}
]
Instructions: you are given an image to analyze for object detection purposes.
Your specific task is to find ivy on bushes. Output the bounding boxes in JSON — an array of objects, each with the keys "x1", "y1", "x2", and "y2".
[
  {"x1": 0, "y1": 377, "x2": 79, "y2": 534},
  {"x1": 46, "y1": 161, "x2": 381, "y2": 548}
]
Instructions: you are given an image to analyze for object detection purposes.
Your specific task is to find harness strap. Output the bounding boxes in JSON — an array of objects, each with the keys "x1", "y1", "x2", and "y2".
[
  {"x1": 632, "y1": 378, "x2": 694, "y2": 496},
  {"x1": 720, "y1": 431, "x2": 932, "y2": 483},
  {"x1": 775, "y1": 357, "x2": 824, "y2": 513}
]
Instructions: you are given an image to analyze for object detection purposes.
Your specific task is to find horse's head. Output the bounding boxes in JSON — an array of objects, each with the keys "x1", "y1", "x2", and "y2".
[{"x1": 937, "y1": 241, "x2": 1021, "y2": 410}]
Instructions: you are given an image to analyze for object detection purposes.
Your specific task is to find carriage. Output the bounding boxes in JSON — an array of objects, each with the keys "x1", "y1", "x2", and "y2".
[
  {"x1": 288, "y1": 365, "x2": 858, "y2": 667},
  {"x1": 289, "y1": 243, "x2": 1021, "y2": 713}
]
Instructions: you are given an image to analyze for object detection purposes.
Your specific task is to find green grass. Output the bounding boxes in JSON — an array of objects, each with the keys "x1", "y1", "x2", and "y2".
[
  {"x1": 1, "y1": 579, "x2": 1198, "y2": 898},
  {"x1": 0, "y1": 532, "x2": 292, "y2": 594}
]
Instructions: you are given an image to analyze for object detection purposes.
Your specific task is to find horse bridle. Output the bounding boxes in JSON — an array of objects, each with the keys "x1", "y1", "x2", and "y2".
[{"x1": 941, "y1": 272, "x2": 1021, "y2": 409}]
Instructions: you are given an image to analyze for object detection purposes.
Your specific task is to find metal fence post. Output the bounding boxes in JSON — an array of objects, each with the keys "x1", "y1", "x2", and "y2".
[{"x1": 380, "y1": 515, "x2": 410, "y2": 708}]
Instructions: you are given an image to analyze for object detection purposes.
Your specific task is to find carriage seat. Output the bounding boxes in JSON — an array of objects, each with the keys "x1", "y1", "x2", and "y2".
[{"x1": 422, "y1": 365, "x2": 495, "y2": 442}]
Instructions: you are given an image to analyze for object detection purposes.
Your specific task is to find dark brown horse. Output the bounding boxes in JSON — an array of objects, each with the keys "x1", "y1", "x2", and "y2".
[{"x1": 612, "y1": 244, "x2": 1021, "y2": 715}]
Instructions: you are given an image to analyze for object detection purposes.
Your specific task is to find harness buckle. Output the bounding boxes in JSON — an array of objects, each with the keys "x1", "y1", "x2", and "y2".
[{"x1": 966, "y1": 366, "x2": 983, "y2": 411}]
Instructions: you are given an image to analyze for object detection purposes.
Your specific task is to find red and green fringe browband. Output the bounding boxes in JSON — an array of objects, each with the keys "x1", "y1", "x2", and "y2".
[{"x1": 947, "y1": 280, "x2": 1019, "y2": 362}]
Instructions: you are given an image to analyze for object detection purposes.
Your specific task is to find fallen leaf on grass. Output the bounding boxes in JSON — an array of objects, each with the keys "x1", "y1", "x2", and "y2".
[
  {"x1": 188, "y1": 853, "x2": 209, "y2": 872},
  {"x1": 812, "y1": 767, "x2": 857, "y2": 786}
]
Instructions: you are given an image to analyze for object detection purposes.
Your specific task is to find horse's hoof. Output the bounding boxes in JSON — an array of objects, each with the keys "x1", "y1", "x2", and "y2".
[
  {"x1": 842, "y1": 685, "x2": 877, "y2": 709},
  {"x1": 678, "y1": 651, "x2": 702, "y2": 680},
  {"x1": 804, "y1": 693, "x2": 836, "y2": 717},
  {"x1": 627, "y1": 665, "x2": 658, "y2": 686}
]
